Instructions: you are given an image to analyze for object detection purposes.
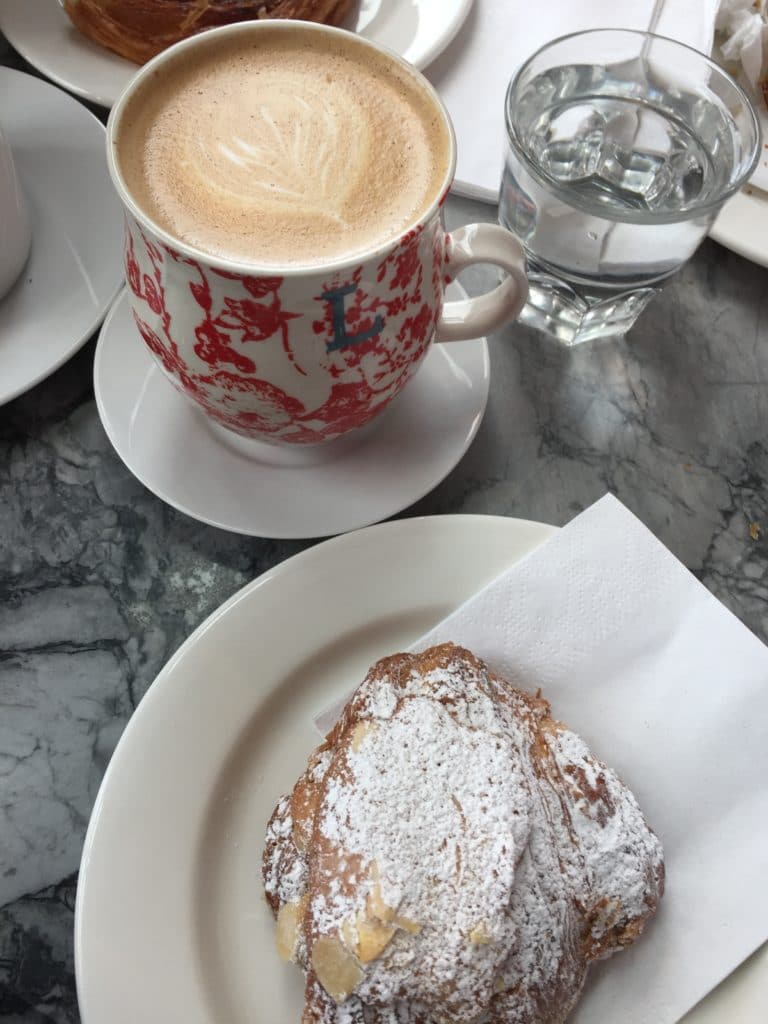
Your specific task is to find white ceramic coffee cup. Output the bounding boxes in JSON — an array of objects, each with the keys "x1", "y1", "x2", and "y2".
[
  {"x1": 107, "y1": 21, "x2": 529, "y2": 445},
  {"x1": 0, "y1": 119, "x2": 31, "y2": 300}
]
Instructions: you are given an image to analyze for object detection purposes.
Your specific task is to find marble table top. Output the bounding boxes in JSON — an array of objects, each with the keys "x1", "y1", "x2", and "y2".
[{"x1": 2, "y1": 35, "x2": 768, "y2": 1024}]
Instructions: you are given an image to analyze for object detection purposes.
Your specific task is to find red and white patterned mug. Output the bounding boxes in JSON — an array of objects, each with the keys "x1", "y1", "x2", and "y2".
[{"x1": 107, "y1": 21, "x2": 528, "y2": 446}]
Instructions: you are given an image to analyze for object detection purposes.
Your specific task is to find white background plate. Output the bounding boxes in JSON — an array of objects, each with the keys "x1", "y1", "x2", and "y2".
[
  {"x1": 710, "y1": 187, "x2": 768, "y2": 269},
  {"x1": 0, "y1": 67, "x2": 122, "y2": 405},
  {"x1": 94, "y1": 285, "x2": 490, "y2": 539},
  {"x1": 74, "y1": 514, "x2": 768, "y2": 1023},
  {"x1": 0, "y1": 0, "x2": 474, "y2": 109}
]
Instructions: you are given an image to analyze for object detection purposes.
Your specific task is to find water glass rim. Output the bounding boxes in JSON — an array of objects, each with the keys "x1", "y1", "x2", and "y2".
[{"x1": 504, "y1": 27, "x2": 762, "y2": 226}]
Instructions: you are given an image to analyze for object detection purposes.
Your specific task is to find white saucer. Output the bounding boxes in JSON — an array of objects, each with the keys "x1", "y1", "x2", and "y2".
[
  {"x1": 94, "y1": 285, "x2": 490, "y2": 538},
  {"x1": 0, "y1": 0, "x2": 474, "y2": 109},
  {"x1": 0, "y1": 67, "x2": 123, "y2": 405}
]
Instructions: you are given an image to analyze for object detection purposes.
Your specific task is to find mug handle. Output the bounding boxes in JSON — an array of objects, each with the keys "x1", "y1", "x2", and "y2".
[{"x1": 434, "y1": 224, "x2": 528, "y2": 343}]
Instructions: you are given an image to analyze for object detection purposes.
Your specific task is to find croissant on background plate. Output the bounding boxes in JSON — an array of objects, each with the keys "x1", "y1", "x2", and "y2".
[
  {"x1": 62, "y1": 0, "x2": 357, "y2": 65},
  {"x1": 263, "y1": 643, "x2": 665, "y2": 1024}
]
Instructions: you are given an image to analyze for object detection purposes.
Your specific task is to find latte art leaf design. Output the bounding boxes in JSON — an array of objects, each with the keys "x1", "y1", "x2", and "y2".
[{"x1": 203, "y1": 93, "x2": 363, "y2": 226}]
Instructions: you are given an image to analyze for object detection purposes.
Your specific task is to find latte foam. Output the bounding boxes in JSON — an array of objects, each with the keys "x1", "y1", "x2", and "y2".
[{"x1": 116, "y1": 27, "x2": 451, "y2": 266}]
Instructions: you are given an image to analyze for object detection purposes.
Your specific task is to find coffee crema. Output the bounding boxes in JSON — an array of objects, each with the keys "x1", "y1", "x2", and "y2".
[{"x1": 116, "y1": 27, "x2": 451, "y2": 267}]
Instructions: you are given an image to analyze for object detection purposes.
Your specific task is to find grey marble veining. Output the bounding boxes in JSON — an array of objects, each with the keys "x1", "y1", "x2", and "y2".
[{"x1": 1, "y1": 43, "x2": 768, "y2": 1024}]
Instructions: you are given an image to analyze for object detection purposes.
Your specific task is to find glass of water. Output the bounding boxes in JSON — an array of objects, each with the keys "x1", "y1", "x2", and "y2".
[{"x1": 500, "y1": 29, "x2": 760, "y2": 345}]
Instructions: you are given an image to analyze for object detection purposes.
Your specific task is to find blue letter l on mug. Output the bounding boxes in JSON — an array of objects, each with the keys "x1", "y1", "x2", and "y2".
[{"x1": 321, "y1": 283, "x2": 385, "y2": 353}]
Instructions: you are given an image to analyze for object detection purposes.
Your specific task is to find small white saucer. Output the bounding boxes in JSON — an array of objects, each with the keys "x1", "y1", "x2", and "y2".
[
  {"x1": 0, "y1": 67, "x2": 123, "y2": 405},
  {"x1": 94, "y1": 286, "x2": 490, "y2": 538}
]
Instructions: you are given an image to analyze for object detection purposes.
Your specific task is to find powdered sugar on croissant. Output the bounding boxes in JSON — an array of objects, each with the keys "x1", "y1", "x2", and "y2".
[{"x1": 263, "y1": 644, "x2": 664, "y2": 1024}]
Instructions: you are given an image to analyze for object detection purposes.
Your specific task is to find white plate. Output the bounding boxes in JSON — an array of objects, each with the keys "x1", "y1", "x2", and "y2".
[
  {"x1": 0, "y1": 67, "x2": 122, "y2": 405},
  {"x1": 73, "y1": 513, "x2": 768, "y2": 1024},
  {"x1": 0, "y1": 0, "x2": 474, "y2": 109},
  {"x1": 94, "y1": 285, "x2": 489, "y2": 538},
  {"x1": 710, "y1": 186, "x2": 768, "y2": 269},
  {"x1": 74, "y1": 514, "x2": 557, "y2": 1024}
]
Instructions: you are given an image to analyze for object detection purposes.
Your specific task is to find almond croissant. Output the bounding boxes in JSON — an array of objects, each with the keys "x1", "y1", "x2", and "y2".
[
  {"x1": 263, "y1": 643, "x2": 664, "y2": 1024},
  {"x1": 62, "y1": 0, "x2": 356, "y2": 65}
]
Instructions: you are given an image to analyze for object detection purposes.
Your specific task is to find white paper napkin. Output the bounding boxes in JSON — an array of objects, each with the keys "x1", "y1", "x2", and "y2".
[
  {"x1": 428, "y1": 0, "x2": 721, "y2": 203},
  {"x1": 316, "y1": 494, "x2": 768, "y2": 1023}
]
